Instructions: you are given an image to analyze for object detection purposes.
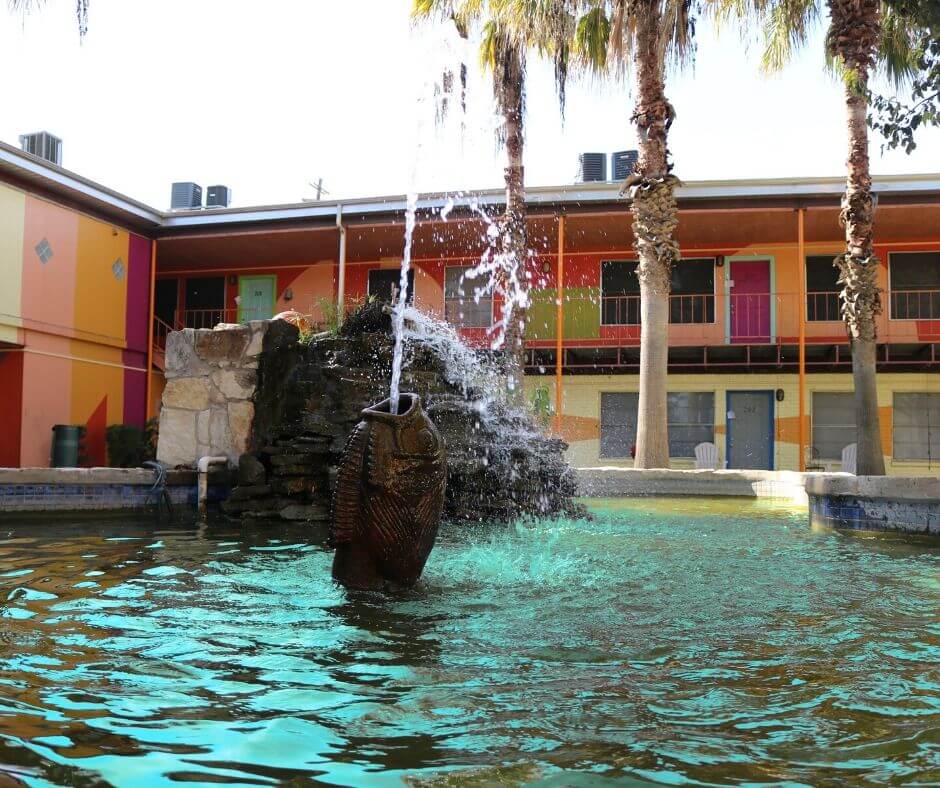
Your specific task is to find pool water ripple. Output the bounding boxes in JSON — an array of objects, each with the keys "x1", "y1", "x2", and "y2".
[{"x1": 0, "y1": 498, "x2": 936, "y2": 785}]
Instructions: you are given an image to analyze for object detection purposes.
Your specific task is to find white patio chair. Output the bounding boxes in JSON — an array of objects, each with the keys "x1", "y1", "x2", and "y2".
[
  {"x1": 694, "y1": 442, "x2": 719, "y2": 470},
  {"x1": 841, "y1": 443, "x2": 857, "y2": 475}
]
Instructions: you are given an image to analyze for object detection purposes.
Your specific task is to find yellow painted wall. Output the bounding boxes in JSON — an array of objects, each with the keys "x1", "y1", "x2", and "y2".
[
  {"x1": 74, "y1": 216, "x2": 128, "y2": 346},
  {"x1": 0, "y1": 183, "x2": 25, "y2": 345},
  {"x1": 531, "y1": 372, "x2": 940, "y2": 476}
]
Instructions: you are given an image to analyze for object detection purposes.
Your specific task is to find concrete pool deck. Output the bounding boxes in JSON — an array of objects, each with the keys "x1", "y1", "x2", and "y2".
[
  {"x1": 576, "y1": 467, "x2": 827, "y2": 503},
  {"x1": 577, "y1": 467, "x2": 940, "y2": 538}
]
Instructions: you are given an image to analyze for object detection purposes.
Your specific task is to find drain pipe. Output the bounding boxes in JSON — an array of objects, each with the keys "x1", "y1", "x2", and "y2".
[
  {"x1": 197, "y1": 456, "x2": 228, "y2": 518},
  {"x1": 336, "y1": 204, "x2": 347, "y2": 321}
]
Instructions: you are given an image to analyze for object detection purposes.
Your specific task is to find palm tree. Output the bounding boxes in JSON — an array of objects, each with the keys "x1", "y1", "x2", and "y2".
[
  {"x1": 413, "y1": 0, "x2": 571, "y2": 397},
  {"x1": 9, "y1": 1, "x2": 90, "y2": 37},
  {"x1": 716, "y1": 0, "x2": 922, "y2": 475},
  {"x1": 574, "y1": 1, "x2": 696, "y2": 468}
]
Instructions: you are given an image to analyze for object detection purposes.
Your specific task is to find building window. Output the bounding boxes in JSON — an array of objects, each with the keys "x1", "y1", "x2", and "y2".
[
  {"x1": 669, "y1": 259, "x2": 715, "y2": 324},
  {"x1": 893, "y1": 392, "x2": 940, "y2": 460},
  {"x1": 600, "y1": 392, "x2": 638, "y2": 458},
  {"x1": 444, "y1": 266, "x2": 492, "y2": 327},
  {"x1": 811, "y1": 392, "x2": 856, "y2": 460},
  {"x1": 668, "y1": 392, "x2": 715, "y2": 457},
  {"x1": 806, "y1": 255, "x2": 841, "y2": 321},
  {"x1": 601, "y1": 258, "x2": 714, "y2": 325},
  {"x1": 601, "y1": 261, "x2": 640, "y2": 325},
  {"x1": 368, "y1": 269, "x2": 415, "y2": 305},
  {"x1": 890, "y1": 252, "x2": 940, "y2": 320},
  {"x1": 600, "y1": 391, "x2": 714, "y2": 459}
]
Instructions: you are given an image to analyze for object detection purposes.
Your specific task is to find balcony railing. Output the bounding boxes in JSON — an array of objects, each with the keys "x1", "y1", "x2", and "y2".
[
  {"x1": 601, "y1": 294, "x2": 716, "y2": 326},
  {"x1": 522, "y1": 289, "x2": 940, "y2": 347},
  {"x1": 890, "y1": 289, "x2": 940, "y2": 321},
  {"x1": 807, "y1": 291, "x2": 841, "y2": 322}
]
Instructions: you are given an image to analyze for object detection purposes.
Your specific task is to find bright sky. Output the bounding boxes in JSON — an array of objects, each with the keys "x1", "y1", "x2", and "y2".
[{"x1": 1, "y1": 0, "x2": 938, "y2": 210}]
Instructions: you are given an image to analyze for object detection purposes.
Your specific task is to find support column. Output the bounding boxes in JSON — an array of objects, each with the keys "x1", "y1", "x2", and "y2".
[
  {"x1": 145, "y1": 239, "x2": 158, "y2": 422},
  {"x1": 797, "y1": 207, "x2": 807, "y2": 471},
  {"x1": 554, "y1": 214, "x2": 565, "y2": 434},
  {"x1": 336, "y1": 205, "x2": 347, "y2": 319}
]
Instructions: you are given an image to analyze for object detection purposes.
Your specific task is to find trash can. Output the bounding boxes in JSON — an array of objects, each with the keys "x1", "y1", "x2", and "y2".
[{"x1": 51, "y1": 425, "x2": 83, "y2": 468}]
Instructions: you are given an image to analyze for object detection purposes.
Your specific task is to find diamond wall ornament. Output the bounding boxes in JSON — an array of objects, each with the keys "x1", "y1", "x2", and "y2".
[
  {"x1": 35, "y1": 238, "x2": 53, "y2": 265},
  {"x1": 112, "y1": 258, "x2": 125, "y2": 281}
]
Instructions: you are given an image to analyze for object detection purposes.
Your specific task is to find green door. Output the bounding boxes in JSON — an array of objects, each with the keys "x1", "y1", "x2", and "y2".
[{"x1": 238, "y1": 276, "x2": 276, "y2": 322}]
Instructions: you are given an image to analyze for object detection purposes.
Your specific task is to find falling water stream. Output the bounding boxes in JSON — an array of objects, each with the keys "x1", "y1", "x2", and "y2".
[{"x1": 389, "y1": 192, "x2": 419, "y2": 415}]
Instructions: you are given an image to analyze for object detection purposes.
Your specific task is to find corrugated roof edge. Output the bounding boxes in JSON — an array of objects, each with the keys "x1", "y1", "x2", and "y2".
[{"x1": 1, "y1": 138, "x2": 939, "y2": 233}]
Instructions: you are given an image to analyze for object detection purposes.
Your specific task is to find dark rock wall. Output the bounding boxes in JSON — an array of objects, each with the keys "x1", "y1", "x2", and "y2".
[{"x1": 224, "y1": 322, "x2": 582, "y2": 523}]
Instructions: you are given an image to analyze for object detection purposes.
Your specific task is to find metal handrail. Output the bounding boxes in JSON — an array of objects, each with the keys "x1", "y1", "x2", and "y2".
[{"x1": 889, "y1": 289, "x2": 940, "y2": 321}]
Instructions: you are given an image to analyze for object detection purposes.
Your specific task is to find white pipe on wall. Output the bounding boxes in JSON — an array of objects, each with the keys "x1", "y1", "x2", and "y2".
[{"x1": 197, "y1": 456, "x2": 228, "y2": 518}]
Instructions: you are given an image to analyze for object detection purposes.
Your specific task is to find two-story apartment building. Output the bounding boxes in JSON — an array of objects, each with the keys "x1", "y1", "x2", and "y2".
[{"x1": 2, "y1": 140, "x2": 939, "y2": 472}]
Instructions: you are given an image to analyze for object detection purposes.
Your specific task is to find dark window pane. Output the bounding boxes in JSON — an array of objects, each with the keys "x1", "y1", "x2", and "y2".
[
  {"x1": 806, "y1": 256, "x2": 842, "y2": 321},
  {"x1": 806, "y1": 256, "x2": 840, "y2": 291},
  {"x1": 890, "y1": 252, "x2": 940, "y2": 290},
  {"x1": 444, "y1": 266, "x2": 491, "y2": 327},
  {"x1": 601, "y1": 261, "x2": 640, "y2": 325},
  {"x1": 368, "y1": 269, "x2": 415, "y2": 304},
  {"x1": 667, "y1": 392, "x2": 715, "y2": 457},
  {"x1": 893, "y1": 392, "x2": 940, "y2": 460},
  {"x1": 890, "y1": 253, "x2": 940, "y2": 319},
  {"x1": 812, "y1": 392, "x2": 856, "y2": 460},
  {"x1": 601, "y1": 260, "x2": 639, "y2": 295},
  {"x1": 671, "y1": 258, "x2": 714, "y2": 295}
]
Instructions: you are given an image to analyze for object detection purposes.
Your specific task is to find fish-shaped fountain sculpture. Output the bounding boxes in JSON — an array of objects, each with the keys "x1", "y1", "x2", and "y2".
[{"x1": 330, "y1": 393, "x2": 446, "y2": 590}]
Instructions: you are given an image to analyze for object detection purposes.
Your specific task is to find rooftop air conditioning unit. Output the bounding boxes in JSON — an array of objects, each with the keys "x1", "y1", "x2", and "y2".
[
  {"x1": 19, "y1": 131, "x2": 62, "y2": 166},
  {"x1": 612, "y1": 149, "x2": 639, "y2": 181},
  {"x1": 170, "y1": 182, "x2": 203, "y2": 211},
  {"x1": 577, "y1": 152, "x2": 607, "y2": 183},
  {"x1": 206, "y1": 185, "x2": 232, "y2": 208}
]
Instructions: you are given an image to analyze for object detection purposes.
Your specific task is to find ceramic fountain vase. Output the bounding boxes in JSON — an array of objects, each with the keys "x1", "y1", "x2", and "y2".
[{"x1": 330, "y1": 393, "x2": 447, "y2": 590}]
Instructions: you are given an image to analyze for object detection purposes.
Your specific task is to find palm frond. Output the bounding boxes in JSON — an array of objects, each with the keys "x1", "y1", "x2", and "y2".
[
  {"x1": 573, "y1": 5, "x2": 611, "y2": 71},
  {"x1": 760, "y1": 0, "x2": 817, "y2": 72},
  {"x1": 878, "y1": 2, "x2": 922, "y2": 85}
]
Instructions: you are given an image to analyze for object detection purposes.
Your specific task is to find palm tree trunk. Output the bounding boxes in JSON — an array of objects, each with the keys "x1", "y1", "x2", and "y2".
[
  {"x1": 831, "y1": 0, "x2": 886, "y2": 475},
  {"x1": 630, "y1": 0, "x2": 679, "y2": 469},
  {"x1": 500, "y1": 46, "x2": 528, "y2": 399}
]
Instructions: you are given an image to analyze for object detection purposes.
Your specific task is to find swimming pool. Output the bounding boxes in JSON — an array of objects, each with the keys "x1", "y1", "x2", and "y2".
[{"x1": 0, "y1": 499, "x2": 936, "y2": 785}]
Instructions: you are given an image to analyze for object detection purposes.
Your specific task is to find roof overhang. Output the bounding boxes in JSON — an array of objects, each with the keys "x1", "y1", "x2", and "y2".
[{"x1": 1, "y1": 137, "x2": 939, "y2": 238}]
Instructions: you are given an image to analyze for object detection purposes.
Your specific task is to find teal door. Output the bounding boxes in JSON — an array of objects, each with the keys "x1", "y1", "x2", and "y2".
[{"x1": 238, "y1": 276, "x2": 276, "y2": 322}]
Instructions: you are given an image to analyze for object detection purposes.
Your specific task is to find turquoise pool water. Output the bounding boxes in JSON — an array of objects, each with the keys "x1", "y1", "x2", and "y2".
[{"x1": 0, "y1": 498, "x2": 937, "y2": 786}]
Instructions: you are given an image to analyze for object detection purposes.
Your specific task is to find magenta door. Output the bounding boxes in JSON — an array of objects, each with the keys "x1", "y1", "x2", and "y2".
[{"x1": 729, "y1": 260, "x2": 771, "y2": 343}]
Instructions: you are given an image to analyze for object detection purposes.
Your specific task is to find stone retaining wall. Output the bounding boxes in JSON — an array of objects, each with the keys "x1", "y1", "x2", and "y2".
[
  {"x1": 576, "y1": 467, "x2": 827, "y2": 502},
  {"x1": 157, "y1": 322, "x2": 270, "y2": 468},
  {"x1": 806, "y1": 475, "x2": 940, "y2": 537},
  {"x1": 0, "y1": 467, "x2": 209, "y2": 515}
]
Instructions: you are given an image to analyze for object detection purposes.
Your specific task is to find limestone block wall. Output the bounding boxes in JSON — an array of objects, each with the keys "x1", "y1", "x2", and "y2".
[{"x1": 157, "y1": 322, "x2": 268, "y2": 468}]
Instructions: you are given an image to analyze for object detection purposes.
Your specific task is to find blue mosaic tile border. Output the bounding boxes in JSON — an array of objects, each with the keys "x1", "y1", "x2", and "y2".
[
  {"x1": 809, "y1": 493, "x2": 940, "y2": 536},
  {"x1": 0, "y1": 482, "x2": 227, "y2": 513}
]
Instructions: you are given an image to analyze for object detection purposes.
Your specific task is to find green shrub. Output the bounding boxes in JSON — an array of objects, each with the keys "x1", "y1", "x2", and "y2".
[{"x1": 106, "y1": 422, "x2": 157, "y2": 468}]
